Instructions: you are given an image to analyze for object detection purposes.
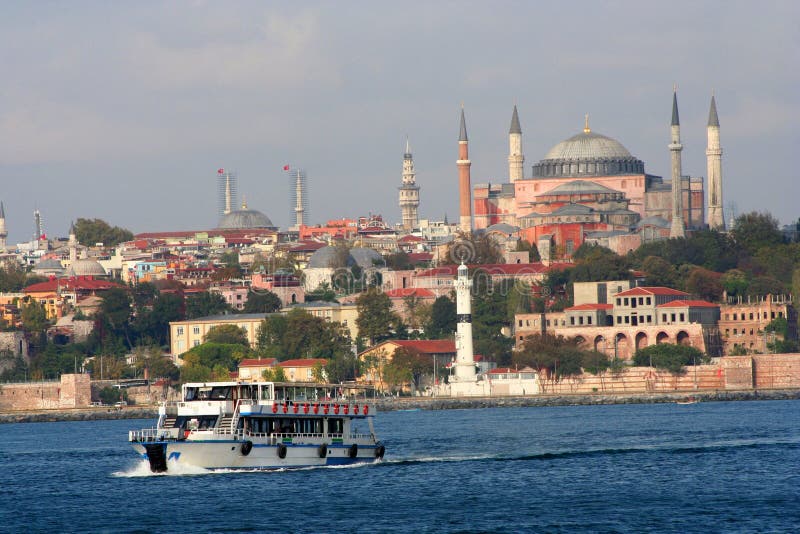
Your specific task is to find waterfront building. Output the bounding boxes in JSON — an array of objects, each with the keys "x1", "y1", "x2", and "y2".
[{"x1": 169, "y1": 313, "x2": 278, "y2": 358}]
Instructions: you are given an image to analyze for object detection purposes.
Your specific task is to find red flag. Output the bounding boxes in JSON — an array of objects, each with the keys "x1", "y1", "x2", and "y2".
[
  {"x1": 217, "y1": 168, "x2": 225, "y2": 174},
  {"x1": 283, "y1": 165, "x2": 290, "y2": 171}
]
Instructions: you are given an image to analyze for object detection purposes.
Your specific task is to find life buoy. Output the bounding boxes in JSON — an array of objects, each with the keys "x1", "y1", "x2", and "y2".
[
  {"x1": 343, "y1": 405, "x2": 350, "y2": 415},
  {"x1": 282, "y1": 403, "x2": 288, "y2": 413},
  {"x1": 293, "y1": 404, "x2": 299, "y2": 414},
  {"x1": 303, "y1": 403, "x2": 309, "y2": 414},
  {"x1": 317, "y1": 443, "x2": 328, "y2": 458},
  {"x1": 363, "y1": 405, "x2": 369, "y2": 415},
  {"x1": 348, "y1": 444, "x2": 358, "y2": 459},
  {"x1": 241, "y1": 440, "x2": 253, "y2": 456},
  {"x1": 353, "y1": 404, "x2": 360, "y2": 414},
  {"x1": 277, "y1": 443, "x2": 287, "y2": 459},
  {"x1": 375, "y1": 444, "x2": 385, "y2": 459},
  {"x1": 333, "y1": 404, "x2": 340, "y2": 414},
  {"x1": 323, "y1": 404, "x2": 329, "y2": 414},
  {"x1": 313, "y1": 403, "x2": 319, "y2": 414},
  {"x1": 272, "y1": 403, "x2": 278, "y2": 414}
]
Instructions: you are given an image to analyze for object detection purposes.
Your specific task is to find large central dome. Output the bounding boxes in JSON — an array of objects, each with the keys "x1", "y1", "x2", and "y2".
[
  {"x1": 217, "y1": 200, "x2": 276, "y2": 230},
  {"x1": 531, "y1": 123, "x2": 645, "y2": 179},
  {"x1": 543, "y1": 131, "x2": 633, "y2": 160}
]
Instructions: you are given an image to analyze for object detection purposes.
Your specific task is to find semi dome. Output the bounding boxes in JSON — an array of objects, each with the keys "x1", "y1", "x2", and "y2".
[
  {"x1": 349, "y1": 247, "x2": 384, "y2": 269},
  {"x1": 307, "y1": 246, "x2": 353, "y2": 269},
  {"x1": 532, "y1": 122, "x2": 644, "y2": 178},
  {"x1": 217, "y1": 201, "x2": 276, "y2": 230}
]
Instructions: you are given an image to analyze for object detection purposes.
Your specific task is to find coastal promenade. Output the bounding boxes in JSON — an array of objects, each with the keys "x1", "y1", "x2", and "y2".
[{"x1": 2, "y1": 388, "x2": 799, "y2": 424}]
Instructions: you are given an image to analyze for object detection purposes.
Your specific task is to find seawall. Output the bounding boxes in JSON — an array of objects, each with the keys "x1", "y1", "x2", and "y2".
[{"x1": 2, "y1": 388, "x2": 800, "y2": 424}]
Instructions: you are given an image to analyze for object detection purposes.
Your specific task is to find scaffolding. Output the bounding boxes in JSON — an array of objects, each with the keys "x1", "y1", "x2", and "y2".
[
  {"x1": 217, "y1": 170, "x2": 238, "y2": 216},
  {"x1": 287, "y1": 167, "x2": 308, "y2": 229}
]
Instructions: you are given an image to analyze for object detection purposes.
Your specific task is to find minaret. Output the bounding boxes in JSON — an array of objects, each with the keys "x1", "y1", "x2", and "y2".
[
  {"x1": 706, "y1": 94, "x2": 725, "y2": 230},
  {"x1": 68, "y1": 221, "x2": 77, "y2": 262},
  {"x1": 293, "y1": 169, "x2": 306, "y2": 229},
  {"x1": 508, "y1": 105, "x2": 524, "y2": 182},
  {"x1": 0, "y1": 202, "x2": 7, "y2": 251},
  {"x1": 452, "y1": 263, "x2": 476, "y2": 383},
  {"x1": 224, "y1": 174, "x2": 233, "y2": 215},
  {"x1": 457, "y1": 107, "x2": 472, "y2": 233},
  {"x1": 669, "y1": 88, "x2": 685, "y2": 238},
  {"x1": 398, "y1": 138, "x2": 420, "y2": 230}
]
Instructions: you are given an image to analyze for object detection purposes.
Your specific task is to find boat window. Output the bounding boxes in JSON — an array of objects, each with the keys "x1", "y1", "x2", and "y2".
[
  {"x1": 209, "y1": 386, "x2": 232, "y2": 400},
  {"x1": 328, "y1": 418, "x2": 343, "y2": 435},
  {"x1": 184, "y1": 387, "x2": 199, "y2": 401}
]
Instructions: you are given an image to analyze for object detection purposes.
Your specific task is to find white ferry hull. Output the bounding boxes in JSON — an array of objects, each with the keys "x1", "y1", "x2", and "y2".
[{"x1": 132, "y1": 439, "x2": 383, "y2": 470}]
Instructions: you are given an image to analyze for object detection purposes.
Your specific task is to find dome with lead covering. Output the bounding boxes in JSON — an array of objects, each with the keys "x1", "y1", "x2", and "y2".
[
  {"x1": 218, "y1": 202, "x2": 276, "y2": 230},
  {"x1": 66, "y1": 258, "x2": 107, "y2": 277},
  {"x1": 532, "y1": 124, "x2": 645, "y2": 178}
]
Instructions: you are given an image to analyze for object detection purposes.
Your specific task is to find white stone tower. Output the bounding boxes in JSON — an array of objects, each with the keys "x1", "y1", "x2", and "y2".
[
  {"x1": 398, "y1": 138, "x2": 420, "y2": 231},
  {"x1": 0, "y1": 202, "x2": 7, "y2": 251},
  {"x1": 706, "y1": 94, "x2": 725, "y2": 230},
  {"x1": 288, "y1": 167, "x2": 308, "y2": 231},
  {"x1": 508, "y1": 105, "x2": 524, "y2": 182},
  {"x1": 452, "y1": 263, "x2": 477, "y2": 383},
  {"x1": 669, "y1": 88, "x2": 686, "y2": 238},
  {"x1": 68, "y1": 221, "x2": 77, "y2": 262}
]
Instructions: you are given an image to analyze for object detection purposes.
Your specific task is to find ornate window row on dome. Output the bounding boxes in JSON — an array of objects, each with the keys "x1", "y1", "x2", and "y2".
[{"x1": 532, "y1": 158, "x2": 644, "y2": 178}]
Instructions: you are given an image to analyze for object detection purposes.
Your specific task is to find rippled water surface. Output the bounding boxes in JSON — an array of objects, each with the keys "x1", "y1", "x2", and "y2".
[{"x1": 1, "y1": 400, "x2": 799, "y2": 533}]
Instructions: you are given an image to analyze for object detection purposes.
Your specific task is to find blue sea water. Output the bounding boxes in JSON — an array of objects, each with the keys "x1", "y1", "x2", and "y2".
[{"x1": 1, "y1": 400, "x2": 799, "y2": 533}]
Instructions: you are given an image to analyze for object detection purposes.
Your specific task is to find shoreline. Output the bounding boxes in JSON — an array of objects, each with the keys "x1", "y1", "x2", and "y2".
[{"x1": 2, "y1": 388, "x2": 799, "y2": 424}]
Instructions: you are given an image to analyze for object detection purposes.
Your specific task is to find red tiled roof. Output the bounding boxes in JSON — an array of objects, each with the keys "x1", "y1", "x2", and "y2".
[
  {"x1": 289, "y1": 241, "x2": 327, "y2": 252},
  {"x1": 657, "y1": 300, "x2": 719, "y2": 308},
  {"x1": 615, "y1": 286, "x2": 689, "y2": 297},
  {"x1": 389, "y1": 339, "x2": 456, "y2": 354},
  {"x1": 398, "y1": 235, "x2": 424, "y2": 243},
  {"x1": 565, "y1": 303, "x2": 613, "y2": 311},
  {"x1": 239, "y1": 358, "x2": 277, "y2": 367},
  {"x1": 24, "y1": 278, "x2": 123, "y2": 293},
  {"x1": 408, "y1": 252, "x2": 433, "y2": 263},
  {"x1": 278, "y1": 358, "x2": 328, "y2": 368},
  {"x1": 415, "y1": 263, "x2": 571, "y2": 278},
  {"x1": 384, "y1": 288, "x2": 435, "y2": 298}
]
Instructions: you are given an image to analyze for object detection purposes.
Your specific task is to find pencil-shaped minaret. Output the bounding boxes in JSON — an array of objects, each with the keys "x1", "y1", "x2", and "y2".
[
  {"x1": 669, "y1": 88, "x2": 685, "y2": 238},
  {"x1": 457, "y1": 107, "x2": 472, "y2": 233},
  {"x1": 706, "y1": 94, "x2": 725, "y2": 230}
]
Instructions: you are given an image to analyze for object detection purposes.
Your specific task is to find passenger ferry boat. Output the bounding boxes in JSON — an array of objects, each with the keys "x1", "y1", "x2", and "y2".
[{"x1": 129, "y1": 381, "x2": 385, "y2": 472}]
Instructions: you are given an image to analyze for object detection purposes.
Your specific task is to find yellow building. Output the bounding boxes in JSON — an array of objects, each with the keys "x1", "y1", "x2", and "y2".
[
  {"x1": 284, "y1": 302, "x2": 360, "y2": 341},
  {"x1": 169, "y1": 313, "x2": 279, "y2": 358}
]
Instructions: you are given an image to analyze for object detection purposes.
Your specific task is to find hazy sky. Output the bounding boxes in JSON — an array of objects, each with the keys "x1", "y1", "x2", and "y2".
[{"x1": 1, "y1": 1, "x2": 798, "y2": 243}]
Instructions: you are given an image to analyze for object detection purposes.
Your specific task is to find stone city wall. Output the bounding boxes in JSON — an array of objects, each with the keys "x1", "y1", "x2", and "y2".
[
  {"x1": 542, "y1": 354, "x2": 800, "y2": 395},
  {"x1": 0, "y1": 374, "x2": 90, "y2": 411}
]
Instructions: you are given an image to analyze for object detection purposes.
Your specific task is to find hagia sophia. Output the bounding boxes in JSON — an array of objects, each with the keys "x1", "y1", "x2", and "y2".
[{"x1": 459, "y1": 90, "x2": 725, "y2": 259}]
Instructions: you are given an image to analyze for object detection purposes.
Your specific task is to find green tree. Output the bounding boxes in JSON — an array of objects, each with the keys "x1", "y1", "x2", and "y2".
[
  {"x1": 514, "y1": 239, "x2": 540, "y2": 262},
  {"x1": 133, "y1": 345, "x2": 179, "y2": 381},
  {"x1": 686, "y1": 267, "x2": 723, "y2": 302},
  {"x1": 425, "y1": 296, "x2": 456, "y2": 339},
  {"x1": 640, "y1": 256, "x2": 679, "y2": 288},
  {"x1": 356, "y1": 288, "x2": 399, "y2": 346},
  {"x1": 185, "y1": 291, "x2": 230, "y2": 319},
  {"x1": 385, "y1": 251, "x2": 412, "y2": 271},
  {"x1": 443, "y1": 232, "x2": 504, "y2": 265},
  {"x1": 0, "y1": 264, "x2": 30, "y2": 292},
  {"x1": 180, "y1": 363, "x2": 212, "y2": 383},
  {"x1": 633, "y1": 343, "x2": 704, "y2": 374},
  {"x1": 732, "y1": 212, "x2": 784, "y2": 256},
  {"x1": 389, "y1": 346, "x2": 432, "y2": 392},
  {"x1": 243, "y1": 290, "x2": 282, "y2": 314},
  {"x1": 204, "y1": 324, "x2": 249, "y2": 346},
  {"x1": 134, "y1": 292, "x2": 184, "y2": 346},
  {"x1": 262, "y1": 366, "x2": 288, "y2": 381},
  {"x1": 181, "y1": 342, "x2": 251, "y2": 371},
  {"x1": 256, "y1": 308, "x2": 352, "y2": 361},
  {"x1": 74, "y1": 218, "x2": 134, "y2": 247},
  {"x1": 721, "y1": 269, "x2": 749, "y2": 298},
  {"x1": 570, "y1": 248, "x2": 630, "y2": 283}
]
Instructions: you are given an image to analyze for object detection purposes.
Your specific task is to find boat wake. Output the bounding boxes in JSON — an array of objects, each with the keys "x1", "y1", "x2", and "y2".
[
  {"x1": 377, "y1": 439, "x2": 800, "y2": 467},
  {"x1": 113, "y1": 458, "x2": 383, "y2": 477}
]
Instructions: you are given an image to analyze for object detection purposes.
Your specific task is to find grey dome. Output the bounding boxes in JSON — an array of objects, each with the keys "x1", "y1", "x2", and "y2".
[
  {"x1": 218, "y1": 208, "x2": 275, "y2": 230},
  {"x1": 349, "y1": 247, "x2": 384, "y2": 269},
  {"x1": 66, "y1": 258, "x2": 107, "y2": 276},
  {"x1": 307, "y1": 246, "x2": 353, "y2": 269},
  {"x1": 532, "y1": 130, "x2": 644, "y2": 178},
  {"x1": 307, "y1": 246, "x2": 384, "y2": 269},
  {"x1": 544, "y1": 131, "x2": 632, "y2": 160}
]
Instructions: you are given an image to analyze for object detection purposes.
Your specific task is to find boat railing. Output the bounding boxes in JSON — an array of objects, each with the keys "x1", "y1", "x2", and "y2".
[{"x1": 129, "y1": 427, "x2": 181, "y2": 442}]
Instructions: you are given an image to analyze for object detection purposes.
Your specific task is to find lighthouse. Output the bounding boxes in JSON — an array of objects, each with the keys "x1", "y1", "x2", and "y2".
[{"x1": 452, "y1": 262, "x2": 477, "y2": 383}]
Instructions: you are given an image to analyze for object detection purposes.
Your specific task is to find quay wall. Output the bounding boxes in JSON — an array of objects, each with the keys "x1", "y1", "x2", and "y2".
[{"x1": 0, "y1": 374, "x2": 90, "y2": 411}]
